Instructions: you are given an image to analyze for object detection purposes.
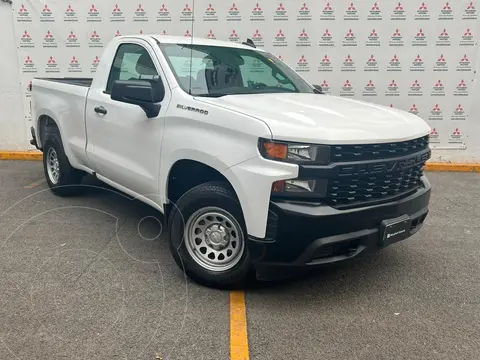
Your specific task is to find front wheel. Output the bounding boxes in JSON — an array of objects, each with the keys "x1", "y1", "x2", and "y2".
[{"x1": 168, "y1": 182, "x2": 250, "y2": 289}]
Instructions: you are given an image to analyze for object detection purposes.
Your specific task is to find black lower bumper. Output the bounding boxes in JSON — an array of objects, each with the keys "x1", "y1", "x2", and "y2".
[{"x1": 248, "y1": 176, "x2": 431, "y2": 269}]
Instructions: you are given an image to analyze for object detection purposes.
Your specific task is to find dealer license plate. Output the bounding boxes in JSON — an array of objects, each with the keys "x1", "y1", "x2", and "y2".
[{"x1": 380, "y1": 215, "x2": 411, "y2": 247}]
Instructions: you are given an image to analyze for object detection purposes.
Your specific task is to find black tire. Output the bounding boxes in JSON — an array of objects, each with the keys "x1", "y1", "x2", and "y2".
[
  {"x1": 42, "y1": 124, "x2": 83, "y2": 196},
  {"x1": 168, "y1": 181, "x2": 251, "y2": 289}
]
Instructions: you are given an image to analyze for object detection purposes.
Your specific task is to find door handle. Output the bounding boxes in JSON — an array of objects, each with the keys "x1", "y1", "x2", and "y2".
[{"x1": 94, "y1": 106, "x2": 107, "y2": 115}]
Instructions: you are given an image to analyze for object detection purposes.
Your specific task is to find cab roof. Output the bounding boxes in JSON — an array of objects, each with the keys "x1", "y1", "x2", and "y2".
[{"x1": 119, "y1": 34, "x2": 265, "y2": 51}]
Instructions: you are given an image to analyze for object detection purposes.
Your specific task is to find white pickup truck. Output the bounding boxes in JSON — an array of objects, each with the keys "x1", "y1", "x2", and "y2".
[{"x1": 30, "y1": 35, "x2": 432, "y2": 288}]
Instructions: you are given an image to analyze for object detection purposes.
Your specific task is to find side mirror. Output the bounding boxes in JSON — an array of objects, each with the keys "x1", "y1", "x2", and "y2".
[
  {"x1": 312, "y1": 84, "x2": 324, "y2": 94},
  {"x1": 111, "y1": 80, "x2": 165, "y2": 118}
]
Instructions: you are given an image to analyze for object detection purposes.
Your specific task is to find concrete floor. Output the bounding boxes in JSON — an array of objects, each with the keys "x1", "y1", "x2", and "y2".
[{"x1": 0, "y1": 160, "x2": 479, "y2": 360}]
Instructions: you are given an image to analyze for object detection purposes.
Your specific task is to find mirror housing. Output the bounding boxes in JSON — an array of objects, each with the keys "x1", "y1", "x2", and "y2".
[
  {"x1": 110, "y1": 80, "x2": 165, "y2": 118},
  {"x1": 312, "y1": 84, "x2": 324, "y2": 94}
]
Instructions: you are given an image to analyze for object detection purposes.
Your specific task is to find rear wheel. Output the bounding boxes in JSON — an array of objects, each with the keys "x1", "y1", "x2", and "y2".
[
  {"x1": 42, "y1": 125, "x2": 83, "y2": 196},
  {"x1": 168, "y1": 182, "x2": 250, "y2": 289}
]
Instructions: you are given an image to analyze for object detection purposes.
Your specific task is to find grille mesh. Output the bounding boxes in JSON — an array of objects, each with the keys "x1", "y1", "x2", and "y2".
[
  {"x1": 330, "y1": 135, "x2": 429, "y2": 162},
  {"x1": 326, "y1": 164, "x2": 424, "y2": 207}
]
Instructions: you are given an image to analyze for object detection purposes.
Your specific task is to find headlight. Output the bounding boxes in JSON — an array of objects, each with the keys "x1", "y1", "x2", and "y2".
[{"x1": 258, "y1": 139, "x2": 330, "y2": 165}]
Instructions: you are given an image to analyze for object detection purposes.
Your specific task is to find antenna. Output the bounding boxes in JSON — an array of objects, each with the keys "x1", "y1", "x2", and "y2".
[{"x1": 188, "y1": 0, "x2": 195, "y2": 95}]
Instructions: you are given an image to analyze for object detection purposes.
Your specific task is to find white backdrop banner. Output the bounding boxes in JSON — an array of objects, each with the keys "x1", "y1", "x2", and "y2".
[{"x1": 12, "y1": 0, "x2": 479, "y2": 150}]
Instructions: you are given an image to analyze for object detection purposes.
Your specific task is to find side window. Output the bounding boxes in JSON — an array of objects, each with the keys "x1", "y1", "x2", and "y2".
[{"x1": 106, "y1": 43, "x2": 160, "y2": 93}]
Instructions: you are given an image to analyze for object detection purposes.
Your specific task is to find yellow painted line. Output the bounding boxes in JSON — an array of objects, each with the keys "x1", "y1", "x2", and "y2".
[
  {"x1": 24, "y1": 178, "x2": 46, "y2": 189},
  {"x1": 0, "y1": 151, "x2": 42, "y2": 161},
  {"x1": 1, "y1": 151, "x2": 479, "y2": 173},
  {"x1": 230, "y1": 290, "x2": 249, "y2": 360},
  {"x1": 425, "y1": 162, "x2": 480, "y2": 172}
]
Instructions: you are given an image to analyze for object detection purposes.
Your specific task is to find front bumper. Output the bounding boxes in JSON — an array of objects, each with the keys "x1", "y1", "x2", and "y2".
[{"x1": 248, "y1": 176, "x2": 431, "y2": 269}]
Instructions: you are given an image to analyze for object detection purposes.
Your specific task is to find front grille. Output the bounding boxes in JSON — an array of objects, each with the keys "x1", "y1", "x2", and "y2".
[
  {"x1": 326, "y1": 164, "x2": 424, "y2": 207},
  {"x1": 330, "y1": 135, "x2": 429, "y2": 162}
]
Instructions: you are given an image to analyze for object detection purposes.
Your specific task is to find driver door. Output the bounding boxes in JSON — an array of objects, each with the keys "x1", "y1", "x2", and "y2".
[{"x1": 85, "y1": 41, "x2": 170, "y2": 199}]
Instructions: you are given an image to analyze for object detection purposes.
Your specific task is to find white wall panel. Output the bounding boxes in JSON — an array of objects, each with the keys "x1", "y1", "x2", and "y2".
[{"x1": 2, "y1": 0, "x2": 479, "y2": 161}]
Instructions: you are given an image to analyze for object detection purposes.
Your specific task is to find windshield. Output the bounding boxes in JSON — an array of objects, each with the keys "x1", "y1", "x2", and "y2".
[{"x1": 159, "y1": 43, "x2": 315, "y2": 97}]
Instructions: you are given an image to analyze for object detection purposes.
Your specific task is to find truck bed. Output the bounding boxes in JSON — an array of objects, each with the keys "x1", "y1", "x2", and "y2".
[{"x1": 34, "y1": 77, "x2": 93, "y2": 87}]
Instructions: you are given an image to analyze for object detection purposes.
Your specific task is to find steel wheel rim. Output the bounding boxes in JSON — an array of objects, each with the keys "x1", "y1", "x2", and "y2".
[
  {"x1": 46, "y1": 147, "x2": 60, "y2": 184},
  {"x1": 184, "y1": 207, "x2": 245, "y2": 272}
]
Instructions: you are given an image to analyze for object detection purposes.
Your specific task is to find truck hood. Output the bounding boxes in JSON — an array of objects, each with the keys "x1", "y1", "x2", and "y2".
[{"x1": 196, "y1": 93, "x2": 431, "y2": 144}]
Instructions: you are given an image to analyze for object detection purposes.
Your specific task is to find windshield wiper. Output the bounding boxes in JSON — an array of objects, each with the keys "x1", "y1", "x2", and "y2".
[{"x1": 193, "y1": 93, "x2": 229, "y2": 98}]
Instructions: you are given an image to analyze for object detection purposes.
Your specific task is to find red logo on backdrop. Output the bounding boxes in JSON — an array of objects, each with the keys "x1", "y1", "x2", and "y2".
[
  {"x1": 348, "y1": 2, "x2": 356, "y2": 10},
  {"x1": 345, "y1": 54, "x2": 353, "y2": 62},
  {"x1": 396, "y1": 2, "x2": 404, "y2": 10},
  {"x1": 23, "y1": 30, "x2": 30, "y2": 38},
  {"x1": 25, "y1": 56, "x2": 33, "y2": 64},
  {"x1": 322, "y1": 80, "x2": 329, "y2": 87},
  {"x1": 390, "y1": 80, "x2": 397, "y2": 87},
  {"x1": 113, "y1": 4, "x2": 121, "y2": 12},
  {"x1": 276, "y1": 29, "x2": 285, "y2": 37},
  {"x1": 432, "y1": 104, "x2": 441, "y2": 111},
  {"x1": 68, "y1": 31, "x2": 76, "y2": 39},
  {"x1": 324, "y1": 2, "x2": 332, "y2": 11},
  {"x1": 344, "y1": 80, "x2": 352, "y2": 88},
  {"x1": 412, "y1": 80, "x2": 421, "y2": 87},
  {"x1": 370, "y1": 29, "x2": 378, "y2": 36},
  {"x1": 93, "y1": 56, "x2": 100, "y2": 64},
  {"x1": 465, "y1": 28, "x2": 473, "y2": 36},
  {"x1": 322, "y1": 55, "x2": 330, "y2": 64},
  {"x1": 389, "y1": 104, "x2": 393, "y2": 108},
  {"x1": 467, "y1": 2, "x2": 475, "y2": 9},
  {"x1": 253, "y1": 29, "x2": 262, "y2": 38},
  {"x1": 443, "y1": 2, "x2": 452, "y2": 10},
  {"x1": 231, "y1": 30, "x2": 238, "y2": 38},
  {"x1": 366, "y1": 80, "x2": 375, "y2": 87},
  {"x1": 184, "y1": 29, "x2": 192, "y2": 37},
  {"x1": 372, "y1": 2, "x2": 380, "y2": 10},
  {"x1": 438, "y1": 54, "x2": 446, "y2": 62},
  {"x1": 419, "y1": 2, "x2": 428, "y2": 10},
  {"x1": 184, "y1": 4, "x2": 192, "y2": 11},
  {"x1": 207, "y1": 30, "x2": 215, "y2": 38},
  {"x1": 161, "y1": 30, "x2": 167, "y2": 35},
  {"x1": 160, "y1": 4, "x2": 168, "y2": 12},
  {"x1": 90, "y1": 4, "x2": 98, "y2": 12},
  {"x1": 253, "y1": 3, "x2": 261, "y2": 11},
  {"x1": 411, "y1": 104, "x2": 418, "y2": 111},
  {"x1": 393, "y1": 29, "x2": 401, "y2": 37},
  {"x1": 346, "y1": 29, "x2": 355, "y2": 37},
  {"x1": 231, "y1": 3, "x2": 238, "y2": 11},
  {"x1": 45, "y1": 30, "x2": 53, "y2": 38},
  {"x1": 392, "y1": 55, "x2": 399, "y2": 62},
  {"x1": 47, "y1": 56, "x2": 56, "y2": 64},
  {"x1": 453, "y1": 128, "x2": 461, "y2": 135},
  {"x1": 299, "y1": 29, "x2": 308, "y2": 38},
  {"x1": 66, "y1": 5, "x2": 74, "y2": 13},
  {"x1": 277, "y1": 3, "x2": 285, "y2": 11},
  {"x1": 434, "y1": 80, "x2": 443, "y2": 87},
  {"x1": 461, "y1": 54, "x2": 469, "y2": 63},
  {"x1": 439, "y1": 28, "x2": 448, "y2": 37},
  {"x1": 324, "y1": 29, "x2": 332, "y2": 37},
  {"x1": 368, "y1": 54, "x2": 376, "y2": 62},
  {"x1": 300, "y1": 3, "x2": 308, "y2": 11},
  {"x1": 417, "y1": 29, "x2": 425, "y2": 37},
  {"x1": 42, "y1": 4, "x2": 51, "y2": 13},
  {"x1": 456, "y1": 104, "x2": 464, "y2": 111},
  {"x1": 71, "y1": 56, "x2": 78, "y2": 64},
  {"x1": 115, "y1": 30, "x2": 121, "y2": 36},
  {"x1": 431, "y1": 128, "x2": 438, "y2": 135},
  {"x1": 19, "y1": 4, "x2": 28, "y2": 12},
  {"x1": 91, "y1": 31, "x2": 99, "y2": 38},
  {"x1": 458, "y1": 79, "x2": 467, "y2": 88},
  {"x1": 136, "y1": 4, "x2": 144, "y2": 11},
  {"x1": 414, "y1": 54, "x2": 423, "y2": 62},
  {"x1": 298, "y1": 55, "x2": 307, "y2": 63},
  {"x1": 206, "y1": 3, "x2": 215, "y2": 12}
]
